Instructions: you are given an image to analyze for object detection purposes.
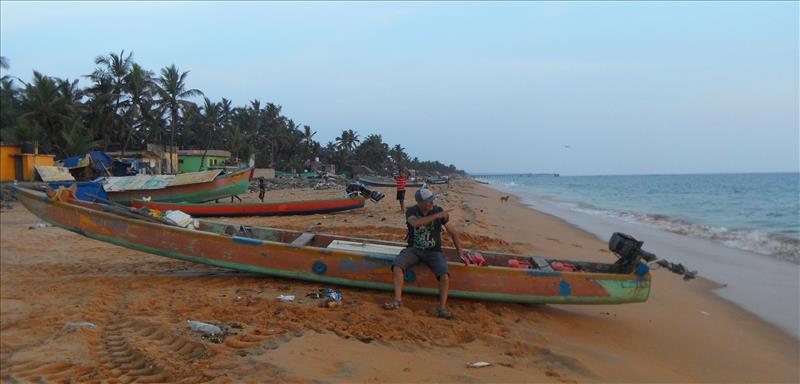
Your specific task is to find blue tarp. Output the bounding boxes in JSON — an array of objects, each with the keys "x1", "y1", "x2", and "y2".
[
  {"x1": 48, "y1": 181, "x2": 108, "y2": 202},
  {"x1": 59, "y1": 151, "x2": 113, "y2": 171}
]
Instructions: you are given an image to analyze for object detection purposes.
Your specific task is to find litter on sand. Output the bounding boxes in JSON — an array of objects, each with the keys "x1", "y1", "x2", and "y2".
[
  {"x1": 467, "y1": 361, "x2": 492, "y2": 368},
  {"x1": 187, "y1": 320, "x2": 222, "y2": 335},
  {"x1": 64, "y1": 321, "x2": 96, "y2": 330},
  {"x1": 277, "y1": 295, "x2": 296, "y2": 302}
]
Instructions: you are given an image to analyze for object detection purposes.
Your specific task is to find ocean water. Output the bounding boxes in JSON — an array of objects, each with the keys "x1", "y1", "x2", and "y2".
[{"x1": 475, "y1": 173, "x2": 800, "y2": 263}]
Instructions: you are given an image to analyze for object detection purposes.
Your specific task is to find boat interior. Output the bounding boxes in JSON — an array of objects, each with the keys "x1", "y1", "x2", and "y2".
[
  {"x1": 197, "y1": 220, "x2": 623, "y2": 274},
  {"x1": 51, "y1": 190, "x2": 625, "y2": 275}
]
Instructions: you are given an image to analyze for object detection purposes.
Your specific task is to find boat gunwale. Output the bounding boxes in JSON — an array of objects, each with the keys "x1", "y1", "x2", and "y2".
[{"x1": 132, "y1": 196, "x2": 366, "y2": 208}]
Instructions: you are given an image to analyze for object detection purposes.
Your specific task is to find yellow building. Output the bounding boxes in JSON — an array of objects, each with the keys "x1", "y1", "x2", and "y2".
[{"x1": 0, "y1": 144, "x2": 56, "y2": 182}]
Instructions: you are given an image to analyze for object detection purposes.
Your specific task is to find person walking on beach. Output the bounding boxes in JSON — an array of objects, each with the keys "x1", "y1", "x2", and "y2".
[
  {"x1": 394, "y1": 168, "x2": 409, "y2": 213},
  {"x1": 383, "y1": 188, "x2": 464, "y2": 319},
  {"x1": 258, "y1": 177, "x2": 267, "y2": 202}
]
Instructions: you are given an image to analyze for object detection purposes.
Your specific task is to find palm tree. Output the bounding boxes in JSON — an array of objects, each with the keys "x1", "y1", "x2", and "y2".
[
  {"x1": 155, "y1": 64, "x2": 202, "y2": 173},
  {"x1": 89, "y1": 50, "x2": 133, "y2": 150},
  {"x1": 19, "y1": 71, "x2": 64, "y2": 151},
  {"x1": 198, "y1": 97, "x2": 221, "y2": 169},
  {"x1": 59, "y1": 116, "x2": 98, "y2": 157},
  {"x1": 355, "y1": 134, "x2": 389, "y2": 172},
  {"x1": 122, "y1": 63, "x2": 154, "y2": 154},
  {"x1": 0, "y1": 57, "x2": 20, "y2": 133},
  {"x1": 336, "y1": 129, "x2": 360, "y2": 153},
  {"x1": 300, "y1": 124, "x2": 316, "y2": 162},
  {"x1": 389, "y1": 144, "x2": 409, "y2": 168},
  {"x1": 261, "y1": 103, "x2": 287, "y2": 167}
]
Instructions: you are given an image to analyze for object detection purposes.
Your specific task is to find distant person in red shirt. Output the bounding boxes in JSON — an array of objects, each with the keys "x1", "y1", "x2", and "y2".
[{"x1": 394, "y1": 168, "x2": 410, "y2": 213}]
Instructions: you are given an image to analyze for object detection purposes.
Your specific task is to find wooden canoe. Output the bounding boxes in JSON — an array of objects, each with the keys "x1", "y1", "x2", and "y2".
[
  {"x1": 106, "y1": 167, "x2": 254, "y2": 205},
  {"x1": 132, "y1": 197, "x2": 366, "y2": 217},
  {"x1": 357, "y1": 176, "x2": 424, "y2": 188},
  {"x1": 16, "y1": 186, "x2": 651, "y2": 304}
]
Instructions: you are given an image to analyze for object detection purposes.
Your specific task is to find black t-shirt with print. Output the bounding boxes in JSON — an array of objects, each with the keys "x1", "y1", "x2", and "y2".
[{"x1": 406, "y1": 205, "x2": 449, "y2": 251}]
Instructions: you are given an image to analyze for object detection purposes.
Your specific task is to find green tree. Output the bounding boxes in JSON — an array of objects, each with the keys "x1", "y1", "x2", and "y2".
[
  {"x1": 355, "y1": 134, "x2": 389, "y2": 171},
  {"x1": 155, "y1": 64, "x2": 202, "y2": 172},
  {"x1": 19, "y1": 71, "x2": 64, "y2": 151},
  {"x1": 122, "y1": 63, "x2": 154, "y2": 154},
  {"x1": 336, "y1": 129, "x2": 360, "y2": 153},
  {"x1": 89, "y1": 50, "x2": 133, "y2": 150},
  {"x1": 59, "y1": 116, "x2": 98, "y2": 157}
]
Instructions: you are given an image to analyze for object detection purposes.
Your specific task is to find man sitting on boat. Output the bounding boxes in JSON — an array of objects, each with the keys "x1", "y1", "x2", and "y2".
[{"x1": 383, "y1": 188, "x2": 464, "y2": 319}]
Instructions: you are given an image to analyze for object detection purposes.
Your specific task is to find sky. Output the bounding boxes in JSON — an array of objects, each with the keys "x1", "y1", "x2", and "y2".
[{"x1": 1, "y1": 1, "x2": 798, "y2": 175}]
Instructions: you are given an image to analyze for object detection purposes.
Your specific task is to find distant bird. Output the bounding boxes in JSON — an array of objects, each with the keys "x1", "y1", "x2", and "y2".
[{"x1": 563, "y1": 145, "x2": 572, "y2": 149}]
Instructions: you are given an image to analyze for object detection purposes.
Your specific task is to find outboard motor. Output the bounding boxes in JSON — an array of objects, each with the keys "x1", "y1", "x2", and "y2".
[{"x1": 608, "y1": 232, "x2": 657, "y2": 273}]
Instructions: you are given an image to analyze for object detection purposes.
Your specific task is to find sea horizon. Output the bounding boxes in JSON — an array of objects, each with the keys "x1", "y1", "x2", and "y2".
[
  {"x1": 473, "y1": 172, "x2": 800, "y2": 262},
  {"x1": 470, "y1": 170, "x2": 800, "y2": 177}
]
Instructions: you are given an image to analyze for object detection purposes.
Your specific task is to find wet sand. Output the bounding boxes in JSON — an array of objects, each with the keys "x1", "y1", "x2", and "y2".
[{"x1": 1, "y1": 180, "x2": 798, "y2": 383}]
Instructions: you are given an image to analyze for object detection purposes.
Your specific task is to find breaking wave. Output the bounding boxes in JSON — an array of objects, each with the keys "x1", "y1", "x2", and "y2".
[{"x1": 558, "y1": 200, "x2": 800, "y2": 263}]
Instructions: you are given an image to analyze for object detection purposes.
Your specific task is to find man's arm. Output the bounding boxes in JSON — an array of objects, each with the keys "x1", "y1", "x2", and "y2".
[
  {"x1": 407, "y1": 210, "x2": 451, "y2": 229},
  {"x1": 443, "y1": 221, "x2": 465, "y2": 262}
]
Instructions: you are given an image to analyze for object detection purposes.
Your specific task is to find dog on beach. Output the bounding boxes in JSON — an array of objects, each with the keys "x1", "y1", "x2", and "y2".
[{"x1": 500, "y1": 195, "x2": 510, "y2": 203}]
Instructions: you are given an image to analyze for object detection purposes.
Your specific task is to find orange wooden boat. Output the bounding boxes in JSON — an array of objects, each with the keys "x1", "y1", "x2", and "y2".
[{"x1": 15, "y1": 186, "x2": 651, "y2": 304}]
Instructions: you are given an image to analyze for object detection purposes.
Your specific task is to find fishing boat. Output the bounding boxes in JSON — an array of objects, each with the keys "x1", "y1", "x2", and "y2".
[
  {"x1": 16, "y1": 186, "x2": 651, "y2": 304},
  {"x1": 103, "y1": 167, "x2": 254, "y2": 205},
  {"x1": 357, "y1": 175, "x2": 424, "y2": 188},
  {"x1": 132, "y1": 197, "x2": 365, "y2": 217}
]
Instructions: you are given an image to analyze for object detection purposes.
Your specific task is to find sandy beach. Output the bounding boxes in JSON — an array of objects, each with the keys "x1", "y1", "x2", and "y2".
[{"x1": 1, "y1": 180, "x2": 798, "y2": 383}]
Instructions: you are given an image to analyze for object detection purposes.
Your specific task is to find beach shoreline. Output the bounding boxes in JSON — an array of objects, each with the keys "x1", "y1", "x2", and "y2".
[
  {"x1": 484, "y1": 180, "x2": 800, "y2": 340},
  {"x1": 1, "y1": 179, "x2": 798, "y2": 382}
]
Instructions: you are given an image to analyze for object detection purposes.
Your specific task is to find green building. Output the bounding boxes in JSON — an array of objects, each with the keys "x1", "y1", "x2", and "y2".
[{"x1": 177, "y1": 150, "x2": 232, "y2": 173}]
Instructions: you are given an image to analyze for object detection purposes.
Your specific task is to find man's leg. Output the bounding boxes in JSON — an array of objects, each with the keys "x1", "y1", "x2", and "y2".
[
  {"x1": 392, "y1": 265, "x2": 405, "y2": 302},
  {"x1": 397, "y1": 190, "x2": 405, "y2": 213},
  {"x1": 439, "y1": 273, "x2": 450, "y2": 310},
  {"x1": 423, "y1": 251, "x2": 451, "y2": 314},
  {"x1": 386, "y1": 247, "x2": 419, "y2": 308}
]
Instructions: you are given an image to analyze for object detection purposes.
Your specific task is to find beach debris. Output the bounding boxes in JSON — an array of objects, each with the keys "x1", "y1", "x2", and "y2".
[
  {"x1": 187, "y1": 320, "x2": 222, "y2": 336},
  {"x1": 325, "y1": 288, "x2": 343, "y2": 302},
  {"x1": 467, "y1": 361, "x2": 492, "y2": 368},
  {"x1": 320, "y1": 298, "x2": 340, "y2": 308},
  {"x1": 700, "y1": 311, "x2": 710, "y2": 316},
  {"x1": 277, "y1": 294, "x2": 296, "y2": 302},
  {"x1": 655, "y1": 259, "x2": 698, "y2": 280},
  {"x1": 311, "y1": 288, "x2": 343, "y2": 308},
  {"x1": 28, "y1": 222, "x2": 50, "y2": 229},
  {"x1": 64, "y1": 321, "x2": 96, "y2": 330}
]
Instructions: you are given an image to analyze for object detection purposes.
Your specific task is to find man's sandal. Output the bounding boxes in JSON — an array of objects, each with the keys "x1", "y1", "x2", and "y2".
[
  {"x1": 383, "y1": 299, "x2": 402, "y2": 310},
  {"x1": 436, "y1": 308, "x2": 453, "y2": 320}
]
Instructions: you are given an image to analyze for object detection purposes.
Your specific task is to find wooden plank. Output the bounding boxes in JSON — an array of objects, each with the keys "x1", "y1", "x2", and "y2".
[
  {"x1": 327, "y1": 240, "x2": 404, "y2": 255},
  {"x1": 290, "y1": 232, "x2": 315, "y2": 247},
  {"x1": 35, "y1": 165, "x2": 75, "y2": 182}
]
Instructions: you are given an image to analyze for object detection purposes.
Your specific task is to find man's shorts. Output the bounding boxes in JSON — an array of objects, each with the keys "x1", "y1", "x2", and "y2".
[
  {"x1": 392, "y1": 247, "x2": 449, "y2": 279},
  {"x1": 396, "y1": 190, "x2": 406, "y2": 201}
]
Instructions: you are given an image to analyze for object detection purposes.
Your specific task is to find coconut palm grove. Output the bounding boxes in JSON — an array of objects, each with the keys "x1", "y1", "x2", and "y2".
[{"x1": 0, "y1": 51, "x2": 464, "y2": 176}]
